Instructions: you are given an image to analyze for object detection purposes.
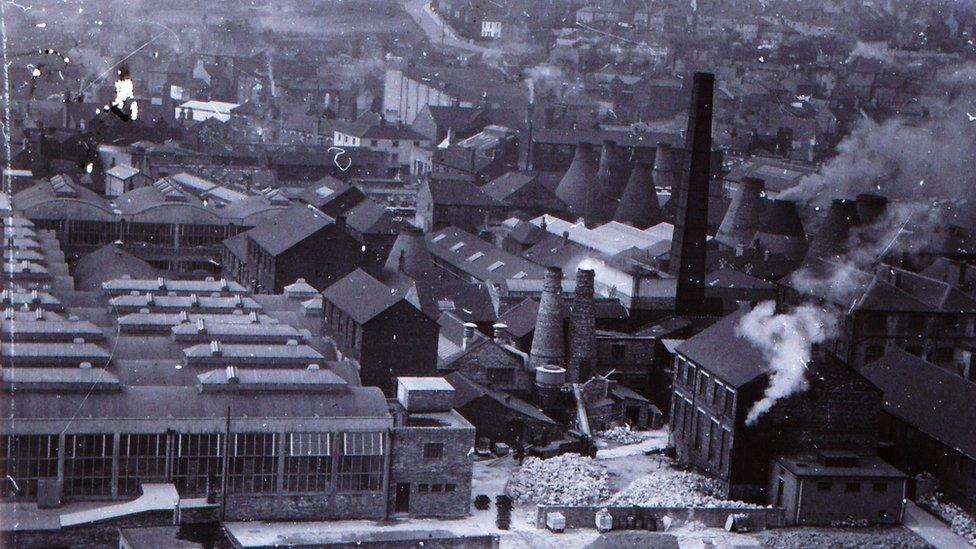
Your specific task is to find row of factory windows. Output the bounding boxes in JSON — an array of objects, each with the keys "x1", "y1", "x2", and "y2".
[
  {"x1": 0, "y1": 432, "x2": 386, "y2": 500},
  {"x1": 32, "y1": 219, "x2": 232, "y2": 248},
  {"x1": 674, "y1": 356, "x2": 735, "y2": 417},
  {"x1": 672, "y1": 395, "x2": 732, "y2": 473}
]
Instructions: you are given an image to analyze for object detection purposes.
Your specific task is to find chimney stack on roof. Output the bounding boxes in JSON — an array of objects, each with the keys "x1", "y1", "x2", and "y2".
[
  {"x1": 493, "y1": 322, "x2": 509, "y2": 345},
  {"x1": 462, "y1": 322, "x2": 477, "y2": 350},
  {"x1": 716, "y1": 176, "x2": 766, "y2": 250},
  {"x1": 530, "y1": 267, "x2": 566, "y2": 370},
  {"x1": 614, "y1": 160, "x2": 663, "y2": 229},
  {"x1": 568, "y1": 268, "x2": 596, "y2": 383}
]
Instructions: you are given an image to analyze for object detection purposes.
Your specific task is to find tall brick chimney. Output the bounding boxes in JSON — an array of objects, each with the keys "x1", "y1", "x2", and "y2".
[
  {"x1": 568, "y1": 268, "x2": 596, "y2": 383},
  {"x1": 669, "y1": 72, "x2": 716, "y2": 316},
  {"x1": 529, "y1": 267, "x2": 565, "y2": 370}
]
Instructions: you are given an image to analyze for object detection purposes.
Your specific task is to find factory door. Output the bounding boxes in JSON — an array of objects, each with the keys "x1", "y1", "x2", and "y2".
[{"x1": 395, "y1": 483, "x2": 410, "y2": 514}]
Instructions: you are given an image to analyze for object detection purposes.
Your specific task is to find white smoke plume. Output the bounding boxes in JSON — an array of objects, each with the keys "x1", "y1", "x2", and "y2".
[
  {"x1": 846, "y1": 41, "x2": 896, "y2": 65},
  {"x1": 781, "y1": 61, "x2": 976, "y2": 207},
  {"x1": 524, "y1": 64, "x2": 565, "y2": 103},
  {"x1": 577, "y1": 257, "x2": 633, "y2": 298},
  {"x1": 736, "y1": 301, "x2": 839, "y2": 425}
]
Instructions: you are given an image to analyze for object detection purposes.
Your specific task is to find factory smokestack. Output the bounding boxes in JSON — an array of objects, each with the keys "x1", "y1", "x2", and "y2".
[
  {"x1": 568, "y1": 268, "x2": 596, "y2": 383},
  {"x1": 716, "y1": 177, "x2": 766, "y2": 250},
  {"x1": 669, "y1": 72, "x2": 717, "y2": 316},
  {"x1": 597, "y1": 139, "x2": 630, "y2": 203},
  {"x1": 805, "y1": 199, "x2": 861, "y2": 261},
  {"x1": 614, "y1": 161, "x2": 663, "y2": 229},
  {"x1": 529, "y1": 267, "x2": 566, "y2": 370}
]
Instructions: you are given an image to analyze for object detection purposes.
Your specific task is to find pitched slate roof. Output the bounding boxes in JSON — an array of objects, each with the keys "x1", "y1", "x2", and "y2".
[
  {"x1": 322, "y1": 268, "x2": 402, "y2": 324},
  {"x1": 674, "y1": 308, "x2": 766, "y2": 388},
  {"x1": 424, "y1": 179, "x2": 502, "y2": 207},
  {"x1": 446, "y1": 371, "x2": 555, "y2": 424},
  {"x1": 862, "y1": 348, "x2": 976, "y2": 460},
  {"x1": 246, "y1": 203, "x2": 333, "y2": 256}
]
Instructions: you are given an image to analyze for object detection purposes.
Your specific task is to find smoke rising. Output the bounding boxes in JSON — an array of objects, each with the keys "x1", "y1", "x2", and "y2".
[
  {"x1": 736, "y1": 301, "x2": 839, "y2": 425},
  {"x1": 846, "y1": 41, "x2": 896, "y2": 64},
  {"x1": 781, "y1": 61, "x2": 976, "y2": 207}
]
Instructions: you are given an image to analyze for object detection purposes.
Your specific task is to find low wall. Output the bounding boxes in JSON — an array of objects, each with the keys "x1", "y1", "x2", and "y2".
[{"x1": 535, "y1": 505, "x2": 785, "y2": 531}]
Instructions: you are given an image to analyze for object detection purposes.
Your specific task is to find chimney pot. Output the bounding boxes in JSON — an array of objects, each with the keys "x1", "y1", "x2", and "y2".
[
  {"x1": 493, "y1": 322, "x2": 509, "y2": 344},
  {"x1": 226, "y1": 365, "x2": 239, "y2": 383},
  {"x1": 80, "y1": 361, "x2": 92, "y2": 369},
  {"x1": 462, "y1": 322, "x2": 477, "y2": 349},
  {"x1": 307, "y1": 363, "x2": 320, "y2": 371}
]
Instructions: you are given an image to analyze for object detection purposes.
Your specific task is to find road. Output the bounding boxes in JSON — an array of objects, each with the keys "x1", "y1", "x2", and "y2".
[
  {"x1": 400, "y1": 0, "x2": 499, "y2": 55},
  {"x1": 903, "y1": 501, "x2": 971, "y2": 548}
]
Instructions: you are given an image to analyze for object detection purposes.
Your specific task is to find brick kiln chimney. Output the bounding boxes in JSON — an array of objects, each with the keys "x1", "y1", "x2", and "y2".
[
  {"x1": 669, "y1": 72, "x2": 717, "y2": 317},
  {"x1": 529, "y1": 267, "x2": 566, "y2": 370},
  {"x1": 806, "y1": 198, "x2": 861, "y2": 262},
  {"x1": 855, "y1": 193, "x2": 888, "y2": 227},
  {"x1": 755, "y1": 199, "x2": 808, "y2": 261},
  {"x1": 568, "y1": 268, "x2": 596, "y2": 383},
  {"x1": 597, "y1": 139, "x2": 630, "y2": 203},
  {"x1": 716, "y1": 176, "x2": 766, "y2": 250},
  {"x1": 614, "y1": 160, "x2": 663, "y2": 229}
]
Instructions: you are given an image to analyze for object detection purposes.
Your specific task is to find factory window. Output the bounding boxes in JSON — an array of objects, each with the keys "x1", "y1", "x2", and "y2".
[
  {"x1": 118, "y1": 434, "x2": 168, "y2": 497},
  {"x1": 817, "y1": 482, "x2": 832, "y2": 492},
  {"x1": 718, "y1": 429, "x2": 729, "y2": 470},
  {"x1": 845, "y1": 482, "x2": 861, "y2": 493},
  {"x1": 227, "y1": 433, "x2": 278, "y2": 494},
  {"x1": 0, "y1": 435, "x2": 59, "y2": 499},
  {"x1": 698, "y1": 372, "x2": 709, "y2": 396},
  {"x1": 685, "y1": 363, "x2": 696, "y2": 386},
  {"x1": 487, "y1": 368, "x2": 515, "y2": 384},
  {"x1": 431, "y1": 483, "x2": 443, "y2": 492},
  {"x1": 676, "y1": 359, "x2": 685, "y2": 385},
  {"x1": 63, "y1": 434, "x2": 115, "y2": 497},
  {"x1": 712, "y1": 380, "x2": 722, "y2": 407},
  {"x1": 182, "y1": 224, "x2": 226, "y2": 247},
  {"x1": 724, "y1": 389, "x2": 735, "y2": 416},
  {"x1": 446, "y1": 483, "x2": 456, "y2": 492},
  {"x1": 873, "y1": 482, "x2": 888, "y2": 492},
  {"x1": 370, "y1": 140, "x2": 378, "y2": 147},
  {"x1": 709, "y1": 420, "x2": 721, "y2": 462},
  {"x1": 611, "y1": 344, "x2": 626, "y2": 360},
  {"x1": 418, "y1": 483, "x2": 429, "y2": 493},
  {"x1": 284, "y1": 433, "x2": 332, "y2": 493},
  {"x1": 173, "y1": 434, "x2": 223, "y2": 496},
  {"x1": 337, "y1": 432, "x2": 385, "y2": 492},
  {"x1": 423, "y1": 443, "x2": 444, "y2": 459},
  {"x1": 127, "y1": 222, "x2": 175, "y2": 246}
]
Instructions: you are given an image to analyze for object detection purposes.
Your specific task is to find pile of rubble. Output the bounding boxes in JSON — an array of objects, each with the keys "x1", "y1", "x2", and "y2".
[
  {"x1": 506, "y1": 454, "x2": 611, "y2": 505},
  {"x1": 610, "y1": 469, "x2": 762, "y2": 508},
  {"x1": 919, "y1": 494, "x2": 976, "y2": 545},
  {"x1": 598, "y1": 425, "x2": 648, "y2": 445}
]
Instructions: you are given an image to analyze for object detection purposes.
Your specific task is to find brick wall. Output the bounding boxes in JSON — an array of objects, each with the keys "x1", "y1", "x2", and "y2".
[
  {"x1": 449, "y1": 340, "x2": 532, "y2": 394},
  {"x1": 224, "y1": 492, "x2": 387, "y2": 521},
  {"x1": 389, "y1": 420, "x2": 475, "y2": 518}
]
